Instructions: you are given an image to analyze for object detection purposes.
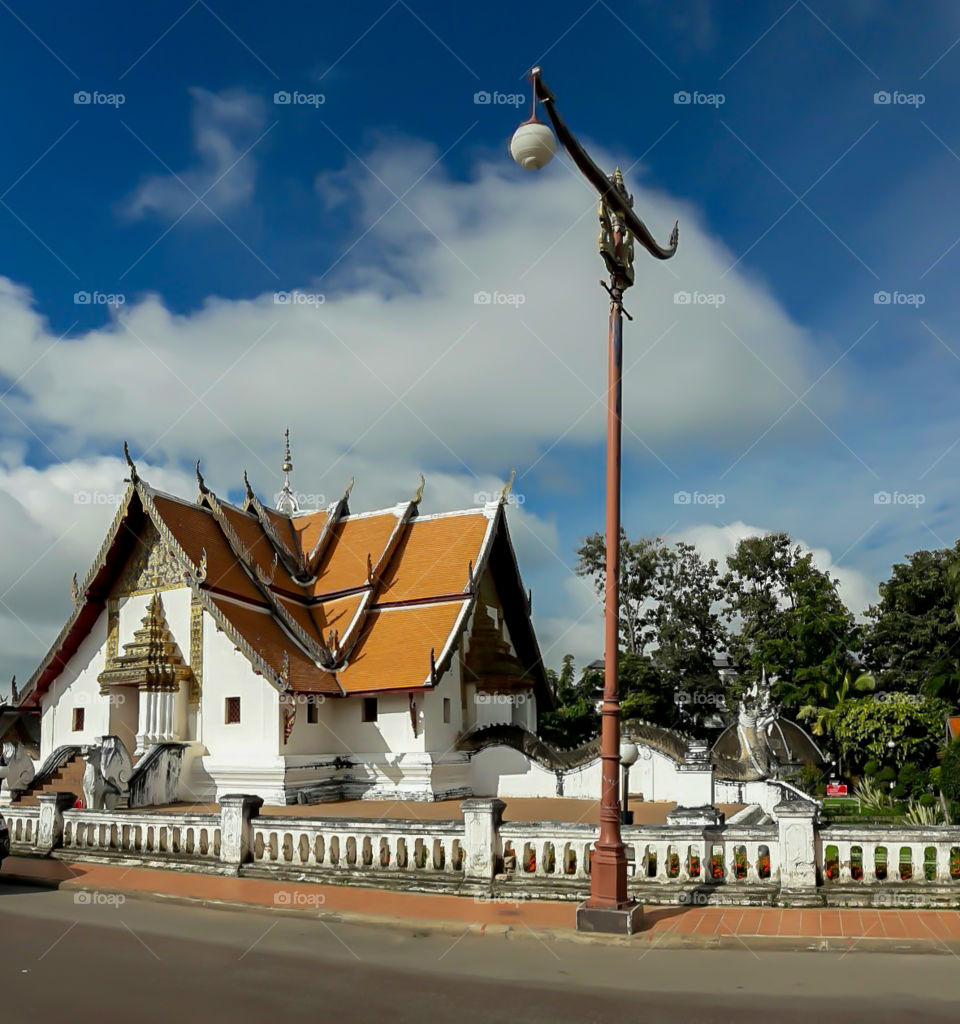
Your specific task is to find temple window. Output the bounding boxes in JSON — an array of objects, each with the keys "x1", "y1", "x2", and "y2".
[
  {"x1": 72, "y1": 707, "x2": 85, "y2": 731},
  {"x1": 443, "y1": 697, "x2": 451, "y2": 724},
  {"x1": 362, "y1": 697, "x2": 378, "y2": 723},
  {"x1": 307, "y1": 700, "x2": 319, "y2": 724},
  {"x1": 225, "y1": 697, "x2": 241, "y2": 725}
]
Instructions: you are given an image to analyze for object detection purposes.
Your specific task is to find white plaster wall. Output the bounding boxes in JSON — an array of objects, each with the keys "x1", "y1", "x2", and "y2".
[
  {"x1": 629, "y1": 748, "x2": 682, "y2": 802},
  {"x1": 40, "y1": 607, "x2": 110, "y2": 761},
  {"x1": 470, "y1": 743, "x2": 685, "y2": 802},
  {"x1": 200, "y1": 613, "x2": 280, "y2": 764},
  {"x1": 716, "y1": 778, "x2": 783, "y2": 815},
  {"x1": 312, "y1": 689, "x2": 422, "y2": 757},
  {"x1": 470, "y1": 744, "x2": 559, "y2": 797},
  {"x1": 423, "y1": 659, "x2": 463, "y2": 754}
]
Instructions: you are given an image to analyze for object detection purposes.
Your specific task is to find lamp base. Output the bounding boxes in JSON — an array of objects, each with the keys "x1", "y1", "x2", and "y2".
[{"x1": 575, "y1": 901, "x2": 644, "y2": 935}]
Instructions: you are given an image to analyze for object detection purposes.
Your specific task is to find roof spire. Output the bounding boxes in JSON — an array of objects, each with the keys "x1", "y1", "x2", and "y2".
[{"x1": 276, "y1": 427, "x2": 300, "y2": 515}]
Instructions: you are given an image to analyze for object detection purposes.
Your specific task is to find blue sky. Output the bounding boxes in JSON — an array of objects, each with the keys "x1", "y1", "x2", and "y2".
[{"x1": 2, "y1": 0, "x2": 960, "y2": 693}]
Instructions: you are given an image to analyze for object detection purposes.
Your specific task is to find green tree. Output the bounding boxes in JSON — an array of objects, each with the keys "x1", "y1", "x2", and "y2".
[
  {"x1": 722, "y1": 532, "x2": 858, "y2": 711},
  {"x1": 576, "y1": 530, "x2": 664, "y2": 655},
  {"x1": 862, "y1": 543, "x2": 960, "y2": 703},
  {"x1": 539, "y1": 655, "x2": 599, "y2": 748},
  {"x1": 832, "y1": 692, "x2": 948, "y2": 772},
  {"x1": 650, "y1": 542, "x2": 729, "y2": 728},
  {"x1": 798, "y1": 667, "x2": 876, "y2": 739},
  {"x1": 576, "y1": 533, "x2": 729, "y2": 731}
]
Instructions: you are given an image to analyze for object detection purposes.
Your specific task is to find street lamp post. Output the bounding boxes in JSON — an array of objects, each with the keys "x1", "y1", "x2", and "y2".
[{"x1": 511, "y1": 67, "x2": 679, "y2": 934}]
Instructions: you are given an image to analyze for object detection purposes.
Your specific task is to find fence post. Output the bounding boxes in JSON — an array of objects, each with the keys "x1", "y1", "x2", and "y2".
[
  {"x1": 219, "y1": 794, "x2": 263, "y2": 872},
  {"x1": 775, "y1": 798, "x2": 821, "y2": 905},
  {"x1": 36, "y1": 792, "x2": 76, "y2": 854},
  {"x1": 461, "y1": 797, "x2": 506, "y2": 881}
]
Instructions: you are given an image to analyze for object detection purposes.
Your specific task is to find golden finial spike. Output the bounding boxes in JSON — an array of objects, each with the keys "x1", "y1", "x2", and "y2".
[
  {"x1": 344, "y1": 476, "x2": 355, "y2": 500},
  {"x1": 122, "y1": 441, "x2": 138, "y2": 482},
  {"x1": 501, "y1": 469, "x2": 516, "y2": 503},
  {"x1": 412, "y1": 473, "x2": 425, "y2": 504}
]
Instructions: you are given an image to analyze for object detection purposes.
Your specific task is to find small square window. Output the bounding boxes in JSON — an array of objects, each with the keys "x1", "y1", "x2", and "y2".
[
  {"x1": 225, "y1": 697, "x2": 241, "y2": 725},
  {"x1": 443, "y1": 697, "x2": 451, "y2": 724},
  {"x1": 362, "y1": 697, "x2": 378, "y2": 723},
  {"x1": 72, "y1": 707, "x2": 85, "y2": 732},
  {"x1": 307, "y1": 700, "x2": 319, "y2": 724}
]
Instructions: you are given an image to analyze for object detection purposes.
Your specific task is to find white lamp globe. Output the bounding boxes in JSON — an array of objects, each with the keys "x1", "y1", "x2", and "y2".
[
  {"x1": 509, "y1": 121, "x2": 556, "y2": 171},
  {"x1": 619, "y1": 740, "x2": 639, "y2": 767}
]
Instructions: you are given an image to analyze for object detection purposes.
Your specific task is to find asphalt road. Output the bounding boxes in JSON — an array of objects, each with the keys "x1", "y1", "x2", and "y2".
[{"x1": 2, "y1": 883, "x2": 960, "y2": 1023}]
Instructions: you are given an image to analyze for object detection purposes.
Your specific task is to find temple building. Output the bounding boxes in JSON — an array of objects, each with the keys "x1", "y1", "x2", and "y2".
[{"x1": 6, "y1": 438, "x2": 549, "y2": 805}]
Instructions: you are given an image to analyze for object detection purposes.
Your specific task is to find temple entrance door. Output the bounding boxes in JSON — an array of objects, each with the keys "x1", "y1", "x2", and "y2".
[{"x1": 107, "y1": 686, "x2": 139, "y2": 758}]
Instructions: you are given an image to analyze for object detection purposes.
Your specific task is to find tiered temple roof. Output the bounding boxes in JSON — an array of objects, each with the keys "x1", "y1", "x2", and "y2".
[{"x1": 15, "y1": 443, "x2": 547, "y2": 707}]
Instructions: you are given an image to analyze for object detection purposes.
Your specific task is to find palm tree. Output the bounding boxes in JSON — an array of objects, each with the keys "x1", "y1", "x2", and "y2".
[{"x1": 799, "y1": 667, "x2": 875, "y2": 768}]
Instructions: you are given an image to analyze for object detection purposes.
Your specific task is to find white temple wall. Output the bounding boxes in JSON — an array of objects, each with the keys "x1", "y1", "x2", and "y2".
[
  {"x1": 199, "y1": 614, "x2": 280, "y2": 762},
  {"x1": 40, "y1": 607, "x2": 110, "y2": 762},
  {"x1": 422, "y1": 659, "x2": 463, "y2": 753}
]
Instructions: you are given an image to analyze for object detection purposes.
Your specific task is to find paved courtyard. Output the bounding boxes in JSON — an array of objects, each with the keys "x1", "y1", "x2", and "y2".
[{"x1": 126, "y1": 797, "x2": 745, "y2": 824}]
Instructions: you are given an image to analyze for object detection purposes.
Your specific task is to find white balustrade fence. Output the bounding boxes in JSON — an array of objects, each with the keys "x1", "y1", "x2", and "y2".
[
  {"x1": 497, "y1": 823, "x2": 778, "y2": 889},
  {"x1": 251, "y1": 816, "x2": 465, "y2": 876},
  {"x1": 61, "y1": 809, "x2": 222, "y2": 862},
  {"x1": 5, "y1": 806, "x2": 40, "y2": 848},
  {"x1": 7, "y1": 797, "x2": 960, "y2": 906}
]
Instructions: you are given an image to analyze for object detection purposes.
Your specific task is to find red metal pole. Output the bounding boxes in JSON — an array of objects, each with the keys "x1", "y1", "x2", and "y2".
[{"x1": 587, "y1": 278, "x2": 628, "y2": 908}]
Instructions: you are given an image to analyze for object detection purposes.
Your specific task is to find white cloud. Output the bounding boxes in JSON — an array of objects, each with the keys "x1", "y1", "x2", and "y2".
[{"x1": 120, "y1": 87, "x2": 267, "y2": 221}]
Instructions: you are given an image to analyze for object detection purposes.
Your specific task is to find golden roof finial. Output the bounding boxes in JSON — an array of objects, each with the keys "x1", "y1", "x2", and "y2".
[
  {"x1": 501, "y1": 469, "x2": 516, "y2": 503},
  {"x1": 276, "y1": 428, "x2": 300, "y2": 515},
  {"x1": 412, "y1": 473, "x2": 425, "y2": 505}
]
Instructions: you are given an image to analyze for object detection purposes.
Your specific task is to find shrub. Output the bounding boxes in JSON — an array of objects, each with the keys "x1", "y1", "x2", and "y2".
[
  {"x1": 919, "y1": 792, "x2": 936, "y2": 807},
  {"x1": 941, "y1": 739, "x2": 960, "y2": 801},
  {"x1": 864, "y1": 759, "x2": 881, "y2": 777},
  {"x1": 878, "y1": 766, "x2": 897, "y2": 783}
]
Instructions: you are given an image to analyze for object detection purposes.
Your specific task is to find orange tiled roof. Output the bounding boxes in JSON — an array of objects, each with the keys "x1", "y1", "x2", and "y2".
[
  {"x1": 377, "y1": 513, "x2": 489, "y2": 602},
  {"x1": 20, "y1": 469, "x2": 543, "y2": 706},
  {"x1": 337, "y1": 602, "x2": 468, "y2": 692}
]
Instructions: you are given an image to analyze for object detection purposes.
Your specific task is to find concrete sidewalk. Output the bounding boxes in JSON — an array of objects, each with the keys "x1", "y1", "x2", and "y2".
[{"x1": 4, "y1": 854, "x2": 960, "y2": 952}]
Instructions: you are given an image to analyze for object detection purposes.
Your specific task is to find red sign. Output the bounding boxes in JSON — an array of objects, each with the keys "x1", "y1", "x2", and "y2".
[{"x1": 826, "y1": 783, "x2": 848, "y2": 796}]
